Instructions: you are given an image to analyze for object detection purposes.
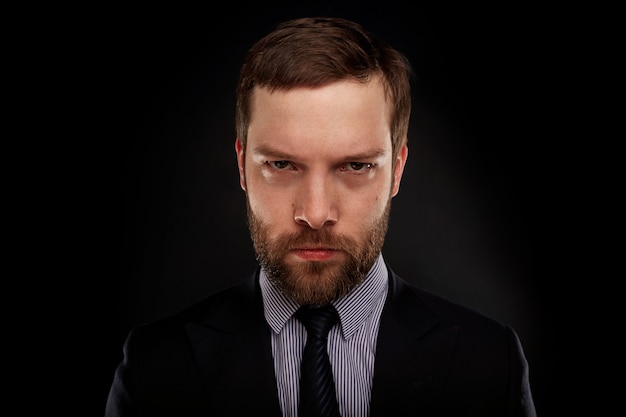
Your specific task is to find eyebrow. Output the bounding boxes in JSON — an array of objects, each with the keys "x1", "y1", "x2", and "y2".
[
  {"x1": 251, "y1": 144, "x2": 389, "y2": 161},
  {"x1": 250, "y1": 145, "x2": 292, "y2": 160}
]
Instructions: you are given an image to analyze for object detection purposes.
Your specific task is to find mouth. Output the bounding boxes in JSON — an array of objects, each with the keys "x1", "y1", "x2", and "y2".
[{"x1": 290, "y1": 247, "x2": 339, "y2": 261}]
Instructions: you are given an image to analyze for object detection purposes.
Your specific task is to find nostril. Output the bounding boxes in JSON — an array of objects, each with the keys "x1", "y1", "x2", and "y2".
[
  {"x1": 294, "y1": 216, "x2": 308, "y2": 226},
  {"x1": 294, "y1": 212, "x2": 337, "y2": 230}
]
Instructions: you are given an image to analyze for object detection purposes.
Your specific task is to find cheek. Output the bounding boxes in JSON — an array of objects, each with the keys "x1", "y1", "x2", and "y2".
[
  {"x1": 344, "y1": 187, "x2": 390, "y2": 225},
  {"x1": 247, "y1": 186, "x2": 290, "y2": 224},
  {"x1": 367, "y1": 195, "x2": 389, "y2": 220},
  {"x1": 362, "y1": 174, "x2": 393, "y2": 210}
]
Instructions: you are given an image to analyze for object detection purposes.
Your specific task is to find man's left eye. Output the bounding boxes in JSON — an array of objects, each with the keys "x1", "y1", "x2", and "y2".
[{"x1": 346, "y1": 162, "x2": 372, "y2": 171}]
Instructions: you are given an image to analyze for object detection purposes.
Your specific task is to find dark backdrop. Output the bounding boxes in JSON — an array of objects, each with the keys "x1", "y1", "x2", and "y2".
[{"x1": 91, "y1": 3, "x2": 567, "y2": 415}]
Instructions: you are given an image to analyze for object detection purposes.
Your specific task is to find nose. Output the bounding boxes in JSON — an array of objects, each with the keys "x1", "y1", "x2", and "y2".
[{"x1": 294, "y1": 173, "x2": 338, "y2": 229}]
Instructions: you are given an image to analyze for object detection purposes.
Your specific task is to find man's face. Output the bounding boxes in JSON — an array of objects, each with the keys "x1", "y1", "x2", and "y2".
[{"x1": 235, "y1": 77, "x2": 408, "y2": 305}]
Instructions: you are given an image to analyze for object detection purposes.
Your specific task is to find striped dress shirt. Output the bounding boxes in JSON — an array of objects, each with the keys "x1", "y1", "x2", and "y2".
[{"x1": 260, "y1": 254, "x2": 389, "y2": 417}]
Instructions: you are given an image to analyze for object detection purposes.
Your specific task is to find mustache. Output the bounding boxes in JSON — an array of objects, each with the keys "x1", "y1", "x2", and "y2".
[{"x1": 281, "y1": 228, "x2": 355, "y2": 252}]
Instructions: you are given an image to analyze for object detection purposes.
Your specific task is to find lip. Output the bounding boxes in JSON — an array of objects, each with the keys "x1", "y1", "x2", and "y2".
[{"x1": 291, "y1": 248, "x2": 338, "y2": 261}]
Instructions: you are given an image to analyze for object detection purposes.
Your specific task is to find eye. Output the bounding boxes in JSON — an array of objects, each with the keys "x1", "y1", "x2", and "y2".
[
  {"x1": 342, "y1": 162, "x2": 374, "y2": 172},
  {"x1": 266, "y1": 160, "x2": 293, "y2": 170}
]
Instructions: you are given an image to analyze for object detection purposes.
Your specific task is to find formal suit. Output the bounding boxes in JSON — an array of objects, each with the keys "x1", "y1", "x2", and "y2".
[{"x1": 105, "y1": 267, "x2": 536, "y2": 416}]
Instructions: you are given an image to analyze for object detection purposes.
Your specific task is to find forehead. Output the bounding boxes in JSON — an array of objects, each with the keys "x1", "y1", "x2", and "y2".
[{"x1": 247, "y1": 78, "x2": 392, "y2": 158}]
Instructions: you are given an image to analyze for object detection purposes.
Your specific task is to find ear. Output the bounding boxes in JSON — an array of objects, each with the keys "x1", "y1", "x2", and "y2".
[
  {"x1": 235, "y1": 137, "x2": 246, "y2": 191},
  {"x1": 391, "y1": 144, "x2": 408, "y2": 197}
]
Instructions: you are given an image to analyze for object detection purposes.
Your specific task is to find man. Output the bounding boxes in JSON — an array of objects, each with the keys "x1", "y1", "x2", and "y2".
[{"x1": 106, "y1": 16, "x2": 536, "y2": 416}]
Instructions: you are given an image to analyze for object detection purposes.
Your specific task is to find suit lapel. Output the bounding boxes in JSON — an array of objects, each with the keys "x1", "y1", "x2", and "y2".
[
  {"x1": 370, "y1": 270, "x2": 459, "y2": 416},
  {"x1": 185, "y1": 270, "x2": 282, "y2": 415}
]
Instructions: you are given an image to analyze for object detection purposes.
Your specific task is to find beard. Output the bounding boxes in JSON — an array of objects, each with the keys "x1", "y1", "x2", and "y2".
[{"x1": 246, "y1": 199, "x2": 391, "y2": 306}]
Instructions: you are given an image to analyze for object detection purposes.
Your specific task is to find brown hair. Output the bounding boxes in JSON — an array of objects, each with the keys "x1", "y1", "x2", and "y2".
[{"x1": 235, "y1": 16, "x2": 413, "y2": 159}]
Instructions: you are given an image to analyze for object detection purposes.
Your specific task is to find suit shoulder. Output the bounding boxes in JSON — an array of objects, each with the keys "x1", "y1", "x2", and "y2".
[
  {"x1": 389, "y1": 270, "x2": 511, "y2": 334},
  {"x1": 129, "y1": 271, "x2": 260, "y2": 338}
]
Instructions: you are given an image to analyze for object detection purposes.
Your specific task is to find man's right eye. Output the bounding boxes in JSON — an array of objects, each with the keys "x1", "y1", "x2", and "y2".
[{"x1": 267, "y1": 160, "x2": 292, "y2": 170}]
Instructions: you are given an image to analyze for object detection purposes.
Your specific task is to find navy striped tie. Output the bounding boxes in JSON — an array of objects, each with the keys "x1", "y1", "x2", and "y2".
[{"x1": 294, "y1": 304, "x2": 341, "y2": 417}]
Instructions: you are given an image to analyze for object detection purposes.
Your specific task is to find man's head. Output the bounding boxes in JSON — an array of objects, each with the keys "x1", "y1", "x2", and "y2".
[{"x1": 234, "y1": 17, "x2": 412, "y2": 305}]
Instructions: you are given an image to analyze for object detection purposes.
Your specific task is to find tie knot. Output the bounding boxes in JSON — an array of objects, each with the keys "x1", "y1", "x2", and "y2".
[{"x1": 294, "y1": 304, "x2": 339, "y2": 339}]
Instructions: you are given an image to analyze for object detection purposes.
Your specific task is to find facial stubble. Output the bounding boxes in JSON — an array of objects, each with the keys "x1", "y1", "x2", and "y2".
[{"x1": 246, "y1": 196, "x2": 391, "y2": 306}]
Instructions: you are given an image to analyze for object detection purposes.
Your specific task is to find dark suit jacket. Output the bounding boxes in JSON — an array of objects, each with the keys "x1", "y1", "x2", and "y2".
[{"x1": 105, "y1": 268, "x2": 536, "y2": 416}]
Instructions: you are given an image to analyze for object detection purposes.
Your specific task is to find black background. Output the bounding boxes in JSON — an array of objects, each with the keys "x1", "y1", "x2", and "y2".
[{"x1": 83, "y1": 2, "x2": 576, "y2": 415}]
